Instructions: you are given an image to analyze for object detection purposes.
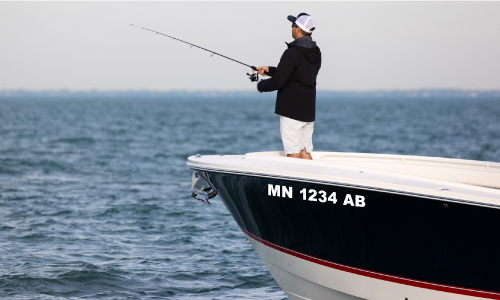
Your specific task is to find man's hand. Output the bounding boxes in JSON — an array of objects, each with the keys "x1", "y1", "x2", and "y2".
[
  {"x1": 256, "y1": 66, "x2": 269, "y2": 76},
  {"x1": 256, "y1": 83, "x2": 262, "y2": 93}
]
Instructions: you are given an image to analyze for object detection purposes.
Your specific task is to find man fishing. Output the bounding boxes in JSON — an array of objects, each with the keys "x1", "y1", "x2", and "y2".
[{"x1": 256, "y1": 13, "x2": 321, "y2": 160}]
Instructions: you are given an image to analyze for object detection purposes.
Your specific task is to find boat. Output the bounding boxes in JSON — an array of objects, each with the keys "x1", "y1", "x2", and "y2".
[{"x1": 187, "y1": 151, "x2": 500, "y2": 300}]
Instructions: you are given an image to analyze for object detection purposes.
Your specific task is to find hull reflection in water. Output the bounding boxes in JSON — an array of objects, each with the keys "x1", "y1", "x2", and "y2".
[{"x1": 187, "y1": 151, "x2": 500, "y2": 300}]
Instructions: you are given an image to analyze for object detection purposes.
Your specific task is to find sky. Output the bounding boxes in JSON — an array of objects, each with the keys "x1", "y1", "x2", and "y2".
[{"x1": 1, "y1": 1, "x2": 499, "y2": 91}]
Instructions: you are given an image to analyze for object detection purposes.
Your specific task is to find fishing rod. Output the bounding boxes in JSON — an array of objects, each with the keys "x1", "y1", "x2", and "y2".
[{"x1": 130, "y1": 24, "x2": 270, "y2": 82}]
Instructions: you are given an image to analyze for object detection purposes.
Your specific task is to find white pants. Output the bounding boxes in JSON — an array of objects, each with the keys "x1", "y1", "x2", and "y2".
[{"x1": 280, "y1": 116, "x2": 314, "y2": 155}]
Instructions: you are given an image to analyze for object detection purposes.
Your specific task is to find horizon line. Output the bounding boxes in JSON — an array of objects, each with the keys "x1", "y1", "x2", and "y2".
[
  {"x1": 2, "y1": 88, "x2": 500, "y2": 92},
  {"x1": 1, "y1": 89, "x2": 500, "y2": 99}
]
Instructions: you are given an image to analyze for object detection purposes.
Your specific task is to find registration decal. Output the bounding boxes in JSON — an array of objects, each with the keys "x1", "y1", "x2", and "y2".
[{"x1": 267, "y1": 184, "x2": 366, "y2": 207}]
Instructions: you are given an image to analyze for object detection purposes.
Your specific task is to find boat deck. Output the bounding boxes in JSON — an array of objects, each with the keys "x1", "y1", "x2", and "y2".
[{"x1": 254, "y1": 151, "x2": 500, "y2": 190}]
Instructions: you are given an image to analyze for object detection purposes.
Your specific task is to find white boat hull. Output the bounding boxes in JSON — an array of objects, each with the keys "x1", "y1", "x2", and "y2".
[{"x1": 247, "y1": 232, "x2": 496, "y2": 300}]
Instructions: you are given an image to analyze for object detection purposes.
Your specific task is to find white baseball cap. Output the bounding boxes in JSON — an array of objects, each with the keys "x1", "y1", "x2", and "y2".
[{"x1": 287, "y1": 13, "x2": 316, "y2": 33}]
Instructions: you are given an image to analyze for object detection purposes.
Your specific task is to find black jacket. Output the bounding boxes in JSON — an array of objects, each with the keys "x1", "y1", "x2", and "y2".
[{"x1": 258, "y1": 36, "x2": 321, "y2": 122}]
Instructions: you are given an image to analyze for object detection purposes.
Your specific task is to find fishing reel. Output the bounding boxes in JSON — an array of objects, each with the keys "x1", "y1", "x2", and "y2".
[{"x1": 247, "y1": 71, "x2": 259, "y2": 82}]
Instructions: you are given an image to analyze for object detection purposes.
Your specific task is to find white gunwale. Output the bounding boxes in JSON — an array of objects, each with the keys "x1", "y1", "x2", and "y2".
[{"x1": 187, "y1": 151, "x2": 500, "y2": 207}]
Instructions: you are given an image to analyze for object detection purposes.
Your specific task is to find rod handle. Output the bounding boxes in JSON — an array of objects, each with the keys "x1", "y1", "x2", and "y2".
[{"x1": 250, "y1": 66, "x2": 271, "y2": 76}]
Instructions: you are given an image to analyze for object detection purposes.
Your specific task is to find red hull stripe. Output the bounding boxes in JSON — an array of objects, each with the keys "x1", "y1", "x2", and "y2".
[{"x1": 241, "y1": 228, "x2": 500, "y2": 299}]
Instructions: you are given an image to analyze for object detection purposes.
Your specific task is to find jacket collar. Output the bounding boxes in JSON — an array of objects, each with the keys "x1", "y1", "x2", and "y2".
[{"x1": 286, "y1": 36, "x2": 315, "y2": 48}]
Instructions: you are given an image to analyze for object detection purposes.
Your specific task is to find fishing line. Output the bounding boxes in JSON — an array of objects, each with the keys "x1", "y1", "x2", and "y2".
[{"x1": 130, "y1": 24, "x2": 269, "y2": 81}]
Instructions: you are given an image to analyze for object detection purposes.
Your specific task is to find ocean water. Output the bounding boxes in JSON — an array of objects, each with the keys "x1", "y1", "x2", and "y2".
[{"x1": 1, "y1": 97, "x2": 499, "y2": 299}]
